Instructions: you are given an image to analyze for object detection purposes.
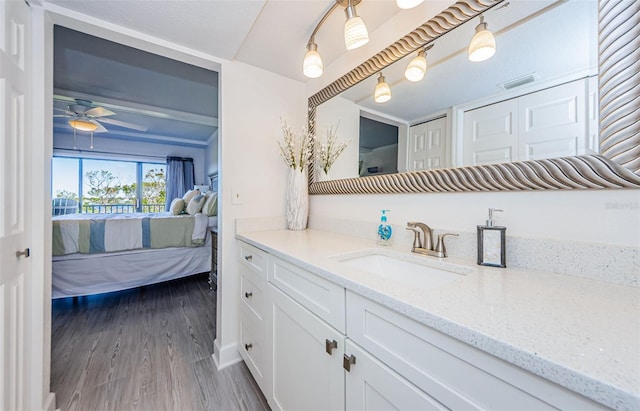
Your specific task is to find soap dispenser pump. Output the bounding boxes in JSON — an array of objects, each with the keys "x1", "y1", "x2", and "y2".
[
  {"x1": 477, "y1": 208, "x2": 506, "y2": 267},
  {"x1": 377, "y1": 210, "x2": 393, "y2": 246}
]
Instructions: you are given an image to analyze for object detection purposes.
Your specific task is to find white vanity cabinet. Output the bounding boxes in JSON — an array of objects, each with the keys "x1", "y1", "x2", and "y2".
[
  {"x1": 237, "y1": 241, "x2": 269, "y2": 392},
  {"x1": 268, "y1": 255, "x2": 346, "y2": 411},
  {"x1": 236, "y1": 239, "x2": 608, "y2": 411},
  {"x1": 346, "y1": 291, "x2": 606, "y2": 410}
]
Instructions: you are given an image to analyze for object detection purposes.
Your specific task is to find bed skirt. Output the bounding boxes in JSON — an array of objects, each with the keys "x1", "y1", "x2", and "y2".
[{"x1": 52, "y1": 236, "x2": 212, "y2": 298}]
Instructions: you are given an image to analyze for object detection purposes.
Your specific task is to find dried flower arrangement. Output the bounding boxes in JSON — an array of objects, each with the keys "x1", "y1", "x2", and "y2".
[
  {"x1": 278, "y1": 119, "x2": 315, "y2": 172},
  {"x1": 316, "y1": 122, "x2": 349, "y2": 175}
]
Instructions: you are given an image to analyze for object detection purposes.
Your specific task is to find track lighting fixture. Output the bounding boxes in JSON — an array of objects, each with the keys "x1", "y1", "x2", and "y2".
[
  {"x1": 468, "y1": 15, "x2": 496, "y2": 62},
  {"x1": 374, "y1": 72, "x2": 391, "y2": 103},
  {"x1": 303, "y1": 42, "x2": 323, "y2": 78},
  {"x1": 404, "y1": 44, "x2": 433, "y2": 82},
  {"x1": 344, "y1": 0, "x2": 369, "y2": 50}
]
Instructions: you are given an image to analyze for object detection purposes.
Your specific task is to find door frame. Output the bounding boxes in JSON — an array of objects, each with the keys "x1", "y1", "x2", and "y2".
[{"x1": 29, "y1": 4, "x2": 223, "y2": 409}]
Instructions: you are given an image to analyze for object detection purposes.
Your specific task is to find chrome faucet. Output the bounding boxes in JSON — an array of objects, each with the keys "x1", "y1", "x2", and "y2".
[{"x1": 406, "y1": 221, "x2": 458, "y2": 258}]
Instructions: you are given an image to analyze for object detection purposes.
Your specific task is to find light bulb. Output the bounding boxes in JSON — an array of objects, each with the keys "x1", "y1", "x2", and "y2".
[
  {"x1": 396, "y1": 0, "x2": 424, "y2": 9},
  {"x1": 344, "y1": 4, "x2": 369, "y2": 50},
  {"x1": 303, "y1": 43, "x2": 323, "y2": 78},
  {"x1": 374, "y1": 73, "x2": 391, "y2": 103},
  {"x1": 68, "y1": 119, "x2": 98, "y2": 132},
  {"x1": 468, "y1": 17, "x2": 496, "y2": 62},
  {"x1": 405, "y1": 50, "x2": 427, "y2": 82}
]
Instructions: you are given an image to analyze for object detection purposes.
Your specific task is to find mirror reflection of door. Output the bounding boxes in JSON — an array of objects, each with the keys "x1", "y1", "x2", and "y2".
[{"x1": 359, "y1": 116, "x2": 398, "y2": 176}]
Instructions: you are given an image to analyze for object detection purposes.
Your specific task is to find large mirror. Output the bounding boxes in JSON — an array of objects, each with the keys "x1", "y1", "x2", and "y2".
[{"x1": 309, "y1": 0, "x2": 640, "y2": 194}]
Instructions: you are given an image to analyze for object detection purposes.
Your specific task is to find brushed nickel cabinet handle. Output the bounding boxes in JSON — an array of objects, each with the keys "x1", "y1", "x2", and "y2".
[
  {"x1": 343, "y1": 354, "x2": 356, "y2": 372},
  {"x1": 16, "y1": 248, "x2": 30, "y2": 258},
  {"x1": 244, "y1": 255, "x2": 253, "y2": 261},
  {"x1": 245, "y1": 343, "x2": 253, "y2": 351},
  {"x1": 325, "y1": 339, "x2": 338, "y2": 355},
  {"x1": 245, "y1": 292, "x2": 253, "y2": 299}
]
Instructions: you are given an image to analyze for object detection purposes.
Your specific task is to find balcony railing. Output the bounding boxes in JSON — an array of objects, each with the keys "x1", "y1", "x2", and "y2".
[
  {"x1": 52, "y1": 199, "x2": 165, "y2": 215},
  {"x1": 82, "y1": 204, "x2": 165, "y2": 214}
]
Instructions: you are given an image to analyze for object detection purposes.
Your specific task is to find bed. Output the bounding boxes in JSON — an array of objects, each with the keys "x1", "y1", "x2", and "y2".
[{"x1": 52, "y1": 212, "x2": 216, "y2": 298}]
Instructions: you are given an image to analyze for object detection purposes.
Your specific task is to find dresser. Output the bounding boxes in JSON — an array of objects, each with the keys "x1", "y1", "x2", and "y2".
[{"x1": 208, "y1": 226, "x2": 218, "y2": 290}]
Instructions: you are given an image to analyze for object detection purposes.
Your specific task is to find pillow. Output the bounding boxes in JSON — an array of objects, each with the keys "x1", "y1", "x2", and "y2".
[
  {"x1": 182, "y1": 189, "x2": 201, "y2": 205},
  {"x1": 186, "y1": 194, "x2": 206, "y2": 215},
  {"x1": 203, "y1": 192, "x2": 218, "y2": 216},
  {"x1": 169, "y1": 198, "x2": 185, "y2": 215}
]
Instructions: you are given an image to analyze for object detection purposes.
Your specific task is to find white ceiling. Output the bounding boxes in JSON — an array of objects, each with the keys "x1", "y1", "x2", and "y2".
[{"x1": 47, "y1": 0, "x2": 598, "y2": 148}]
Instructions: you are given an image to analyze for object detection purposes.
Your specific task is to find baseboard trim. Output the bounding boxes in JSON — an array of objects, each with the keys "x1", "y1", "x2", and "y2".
[
  {"x1": 213, "y1": 338, "x2": 242, "y2": 370},
  {"x1": 43, "y1": 392, "x2": 56, "y2": 411}
]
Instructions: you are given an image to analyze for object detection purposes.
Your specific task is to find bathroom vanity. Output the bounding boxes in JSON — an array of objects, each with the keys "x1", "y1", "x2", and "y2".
[{"x1": 236, "y1": 229, "x2": 639, "y2": 410}]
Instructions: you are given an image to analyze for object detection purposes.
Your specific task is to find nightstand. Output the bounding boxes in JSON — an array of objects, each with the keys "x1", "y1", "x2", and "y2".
[{"x1": 208, "y1": 226, "x2": 218, "y2": 290}]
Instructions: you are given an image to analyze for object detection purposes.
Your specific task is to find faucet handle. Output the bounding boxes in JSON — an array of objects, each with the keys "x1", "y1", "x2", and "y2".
[
  {"x1": 405, "y1": 227, "x2": 423, "y2": 250},
  {"x1": 435, "y1": 233, "x2": 459, "y2": 256}
]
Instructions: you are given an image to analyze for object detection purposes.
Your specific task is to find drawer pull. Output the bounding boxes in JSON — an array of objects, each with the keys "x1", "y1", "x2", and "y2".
[
  {"x1": 343, "y1": 354, "x2": 356, "y2": 372},
  {"x1": 245, "y1": 343, "x2": 253, "y2": 351},
  {"x1": 16, "y1": 248, "x2": 30, "y2": 258},
  {"x1": 325, "y1": 339, "x2": 338, "y2": 355},
  {"x1": 244, "y1": 255, "x2": 253, "y2": 262},
  {"x1": 245, "y1": 291, "x2": 253, "y2": 299}
]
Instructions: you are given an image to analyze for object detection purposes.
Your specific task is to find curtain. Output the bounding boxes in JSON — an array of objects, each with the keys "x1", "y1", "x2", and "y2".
[{"x1": 165, "y1": 156, "x2": 195, "y2": 210}]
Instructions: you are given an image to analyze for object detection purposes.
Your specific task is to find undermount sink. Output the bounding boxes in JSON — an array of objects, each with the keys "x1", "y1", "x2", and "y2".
[{"x1": 334, "y1": 249, "x2": 473, "y2": 290}]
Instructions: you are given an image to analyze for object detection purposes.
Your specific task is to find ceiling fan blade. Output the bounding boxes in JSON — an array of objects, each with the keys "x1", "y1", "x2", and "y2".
[
  {"x1": 92, "y1": 120, "x2": 109, "y2": 133},
  {"x1": 98, "y1": 117, "x2": 148, "y2": 132},
  {"x1": 53, "y1": 114, "x2": 70, "y2": 118},
  {"x1": 85, "y1": 106, "x2": 115, "y2": 118}
]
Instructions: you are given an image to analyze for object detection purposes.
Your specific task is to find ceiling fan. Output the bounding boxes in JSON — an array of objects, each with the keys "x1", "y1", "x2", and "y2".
[{"x1": 53, "y1": 98, "x2": 148, "y2": 133}]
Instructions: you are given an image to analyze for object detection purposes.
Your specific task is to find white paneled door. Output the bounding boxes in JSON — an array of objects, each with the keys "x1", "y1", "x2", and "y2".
[{"x1": 0, "y1": 0, "x2": 31, "y2": 410}]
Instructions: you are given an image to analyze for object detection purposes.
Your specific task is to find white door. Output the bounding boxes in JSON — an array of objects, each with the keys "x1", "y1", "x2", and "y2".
[
  {"x1": 344, "y1": 340, "x2": 448, "y2": 411},
  {"x1": 270, "y1": 285, "x2": 345, "y2": 411},
  {"x1": 463, "y1": 99, "x2": 518, "y2": 166},
  {"x1": 408, "y1": 117, "x2": 448, "y2": 171},
  {"x1": 0, "y1": 0, "x2": 31, "y2": 410},
  {"x1": 518, "y1": 79, "x2": 587, "y2": 160}
]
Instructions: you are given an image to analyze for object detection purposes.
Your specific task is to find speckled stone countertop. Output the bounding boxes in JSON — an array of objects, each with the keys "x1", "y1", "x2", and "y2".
[{"x1": 237, "y1": 229, "x2": 640, "y2": 410}]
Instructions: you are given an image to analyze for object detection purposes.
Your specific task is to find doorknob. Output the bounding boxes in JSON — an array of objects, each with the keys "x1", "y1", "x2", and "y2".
[{"x1": 16, "y1": 248, "x2": 30, "y2": 258}]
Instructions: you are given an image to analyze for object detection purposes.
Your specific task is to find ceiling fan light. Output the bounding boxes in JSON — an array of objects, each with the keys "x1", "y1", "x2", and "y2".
[
  {"x1": 396, "y1": 0, "x2": 424, "y2": 9},
  {"x1": 344, "y1": 4, "x2": 369, "y2": 50},
  {"x1": 405, "y1": 50, "x2": 427, "y2": 82},
  {"x1": 374, "y1": 73, "x2": 391, "y2": 103},
  {"x1": 303, "y1": 43, "x2": 323, "y2": 78},
  {"x1": 68, "y1": 119, "x2": 98, "y2": 132},
  {"x1": 468, "y1": 17, "x2": 496, "y2": 62}
]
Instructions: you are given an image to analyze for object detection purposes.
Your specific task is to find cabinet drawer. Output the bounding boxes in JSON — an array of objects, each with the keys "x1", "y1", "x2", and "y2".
[
  {"x1": 239, "y1": 307, "x2": 267, "y2": 390},
  {"x1": 346, "y1": 291, "x2": 604, "y2": 410},
  {"x1": 239, "y1": 241, "x2": 268, "y2": 279},
  {"x1": 269, "y1": 256, "x2": 345, "y2": 333},
  {"x1": 240, "y1": 268, "x2": 266, "y2": 322}
]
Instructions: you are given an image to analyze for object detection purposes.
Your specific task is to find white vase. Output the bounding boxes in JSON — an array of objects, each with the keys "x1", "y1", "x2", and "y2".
[{"x1": 286, "y1": 168, "x2": 309, "y2": 230}]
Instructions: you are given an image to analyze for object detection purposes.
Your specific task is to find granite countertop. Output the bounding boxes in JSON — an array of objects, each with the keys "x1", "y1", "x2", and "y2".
[{"x1": 237, "y1": 229, "x2": 640, "y2": 410}]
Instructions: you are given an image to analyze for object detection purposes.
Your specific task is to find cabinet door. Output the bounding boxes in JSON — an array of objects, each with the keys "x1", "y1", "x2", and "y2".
[
  {"x1": 345, "y1": 340, "x2": 447, "y2": 411},
  {"x1": 270, "y1": 285, "x2": 345, "y2": 411}
]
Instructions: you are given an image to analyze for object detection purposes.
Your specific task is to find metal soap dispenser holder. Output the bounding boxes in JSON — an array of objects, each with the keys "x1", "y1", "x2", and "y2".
[{"x1": 477, "y1": 208, "x2": 506, "y2": 268}]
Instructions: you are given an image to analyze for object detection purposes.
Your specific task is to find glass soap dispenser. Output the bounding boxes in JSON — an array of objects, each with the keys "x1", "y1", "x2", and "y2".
[{"x1": 477, "y1": 208, "x2": 506, "y2": 267}]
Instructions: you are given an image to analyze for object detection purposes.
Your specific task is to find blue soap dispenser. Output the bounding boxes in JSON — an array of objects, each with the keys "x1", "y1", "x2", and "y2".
[{"x1": 377, "y1": 210, "x2": 393, "y2": 246}]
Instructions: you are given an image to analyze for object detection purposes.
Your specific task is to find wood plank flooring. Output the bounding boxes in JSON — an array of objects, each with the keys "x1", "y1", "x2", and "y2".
[{"x1": 51, "y1": 274, "x2": 270, "y2": 411}]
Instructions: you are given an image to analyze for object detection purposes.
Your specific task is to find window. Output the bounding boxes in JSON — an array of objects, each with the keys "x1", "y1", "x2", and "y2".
[{"x1": 51, "y1": 156, "x2": 166, "y2": 215}]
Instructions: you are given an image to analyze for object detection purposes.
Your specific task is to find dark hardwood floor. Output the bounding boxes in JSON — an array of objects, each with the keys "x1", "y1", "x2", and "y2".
[{"x1": 51, "y1": 274, "x2": 270, "y2": 411}]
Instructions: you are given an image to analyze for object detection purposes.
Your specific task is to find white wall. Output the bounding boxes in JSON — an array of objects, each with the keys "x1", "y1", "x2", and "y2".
[
  {"x1": 315, "y1": 95, "x2": 359, "y2": 180},
  {"x1": 216, "y1": 60, "x2": 306, "y2": 366},
  {"x1": 207, "y1": 130, "x2": 219, "y2": 178},
  {"x1": 310, "y1": 189, "x2": 640, "y2": 248}
]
